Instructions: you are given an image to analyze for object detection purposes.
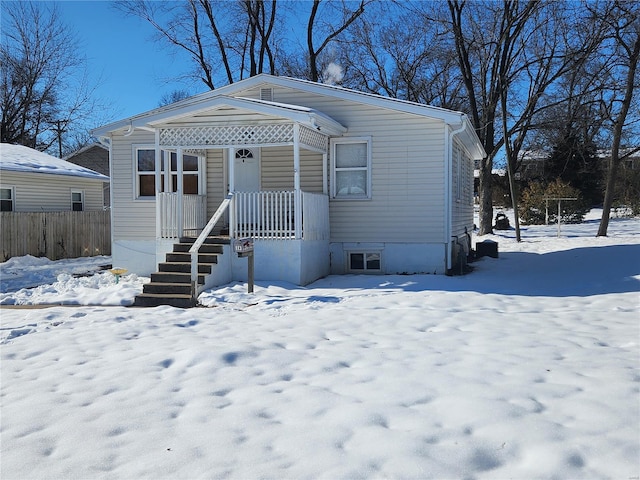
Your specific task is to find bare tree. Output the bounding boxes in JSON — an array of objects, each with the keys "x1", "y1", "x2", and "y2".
[
  {"x1": 158, "y1": 89, "x2": 193, "y2": 107},
  {"x1": 305, "y1": 0, "x2": 369, "y2": 82},
  {"x1": 497, "y1": 2, "x2": 607, "y2": 241},
  {"x1": 441, "y1": 0, "x2": 545, "y2": 235},
  {"x1": 116, "y1": 0, "x2": 279, "y2": 89},
  {"x1": 342, "y1": 3, "x2": 467, "y2": 110},
  {"x1": 1, "y1": 1, "x2": 99, "y2": 155},
  {"x1": 596, "y1": 1, "x2": 640, "y2": 236}
]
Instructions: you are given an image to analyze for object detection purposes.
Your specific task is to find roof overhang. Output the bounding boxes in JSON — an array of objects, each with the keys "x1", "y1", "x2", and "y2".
[{"x1": 92, "y1": 95, "x2": 346, "y2": 138}]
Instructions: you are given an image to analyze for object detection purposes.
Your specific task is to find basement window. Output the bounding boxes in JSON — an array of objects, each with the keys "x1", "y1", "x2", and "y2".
[{"x1": 349, "y1": 252, "x2": 381, "y2": 272}]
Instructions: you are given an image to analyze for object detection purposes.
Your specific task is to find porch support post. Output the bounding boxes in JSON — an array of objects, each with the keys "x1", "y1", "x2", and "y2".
[
  {"x1": 293, "y1": 124, "x2": 302, "y2": 239},
  {"x1": 154, "y1": 130, "x2": 161, "y2": 239},
  {"x1": 177, "y1": 147, "x2": 184, "y2": 238},
  {"x1": 228, "y1": 147, "x2": 235, "y2": 237},
  {"x1": 322, "y1": 151, "x2": 328, "y2": 195}
]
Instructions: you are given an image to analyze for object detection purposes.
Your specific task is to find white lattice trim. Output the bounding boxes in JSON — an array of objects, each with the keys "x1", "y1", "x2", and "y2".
[
  {"x1": 299, "y1": 126, "x2": 328, "y2": 152},
  {"x1": 160, "y1": 123, "x2": 295, "y2": 147}
]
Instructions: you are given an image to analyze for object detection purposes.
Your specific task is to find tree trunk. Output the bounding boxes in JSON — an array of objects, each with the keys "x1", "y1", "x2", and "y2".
[
  {"x1": 478, "y1": 159, "x2": 494, "y2": 235},
  {"x1": 597, "y1": 29, "x2": 639, "y2": 236}
]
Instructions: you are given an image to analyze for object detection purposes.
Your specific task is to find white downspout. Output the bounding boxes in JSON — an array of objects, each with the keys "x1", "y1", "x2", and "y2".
[{"x1": 446, "y1": 115, "x2": 467, "y2": 271}]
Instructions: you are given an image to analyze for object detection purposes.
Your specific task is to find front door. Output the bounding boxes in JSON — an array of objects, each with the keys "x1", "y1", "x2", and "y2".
[
  {"x1": 234, "y1": 148, "x2": 260, "y2": 192},
  {"x1": 234, "y1": 148, "x2": 261, "y2": 229}
]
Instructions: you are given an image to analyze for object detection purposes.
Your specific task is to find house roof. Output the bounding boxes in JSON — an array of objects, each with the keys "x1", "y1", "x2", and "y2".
[
  {"x1": 140, "y1": 95, "x2": 347, "y2": 136},
  {"x1": 0, "y1": 143, "x2": 109, "y2": 181},
  {"x1": 92, "y1": 74, "x2": 486, "y2": 159},
  {"x1": 63, "y1": 142, "x2": 108, "y2": 161}
]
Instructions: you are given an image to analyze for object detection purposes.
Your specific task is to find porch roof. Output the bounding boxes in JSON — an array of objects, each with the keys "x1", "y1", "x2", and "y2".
[{"x1": 92, "y1": 95, "x2": 346, "y2": 138}]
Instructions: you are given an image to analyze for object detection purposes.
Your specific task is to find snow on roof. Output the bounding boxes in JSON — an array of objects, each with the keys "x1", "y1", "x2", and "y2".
[{"x1": 0, "y1": 143, "x2": 109, "y2": 181}]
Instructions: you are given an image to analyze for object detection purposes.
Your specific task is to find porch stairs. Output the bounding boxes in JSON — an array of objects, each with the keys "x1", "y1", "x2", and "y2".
[{"x1": 133, "y1": 236, "x2": 230, "y2": 308}]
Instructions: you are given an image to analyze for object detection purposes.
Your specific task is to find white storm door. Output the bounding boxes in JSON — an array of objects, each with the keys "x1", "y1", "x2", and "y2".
[
  {"x1": 234, "y1": 148, "x2": 260, "y2": 192},
  {"x1": 233, "y1": 148, "x2": 261, "y2": 229}
]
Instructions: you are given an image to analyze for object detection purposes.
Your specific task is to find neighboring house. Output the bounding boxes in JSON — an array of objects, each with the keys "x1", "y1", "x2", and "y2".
[
  {"x1": 91, "y1": 74, "x2": 485, "y2": 305},
  {"x1": 64, "y1": 142, "x2": 110, "y2": 207},
  {"x1": 0, "y1": 143, "x2": 109, "y2": 212}
]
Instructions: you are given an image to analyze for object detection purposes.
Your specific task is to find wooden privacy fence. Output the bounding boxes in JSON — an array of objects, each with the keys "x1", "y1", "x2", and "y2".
[{"x1": 1, "y1": 210, "x2": 111, "y2": 261}]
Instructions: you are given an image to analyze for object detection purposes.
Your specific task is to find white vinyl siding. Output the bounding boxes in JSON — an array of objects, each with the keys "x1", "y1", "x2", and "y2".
[
  {"x1": 260, "y1": 147, "x2": 323, "y2": 192},
  {"x1": 237, "y1": 86, "x2": 447, "y2": 243},
  {"x1": 451, "y1": 140, "x2": 475, "y2": 240},
  {"x1": 110, "y1": 130, "x2": 156, "y2": 240},
  {"x1": 205, "y1": 149, "x2": 224, "y2": 218},
  {"x1": 0, "y1": 171, "x2": 104, "y2": 212}
]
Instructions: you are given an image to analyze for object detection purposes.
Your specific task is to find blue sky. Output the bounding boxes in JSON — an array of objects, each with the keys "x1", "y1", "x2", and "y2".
[{"x1": 56, "y1": 1, "x2": 202, "y2": 122}]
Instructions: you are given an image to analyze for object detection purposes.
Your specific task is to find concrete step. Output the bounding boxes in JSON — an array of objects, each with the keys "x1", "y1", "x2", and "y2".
[
  {"x1": 150, "y1": 271, "x2": 204, "y2": 284},
  {"x1": 142, "y1": 282, "x2": 192, "y2": 295},
  {"x1": 166, "y1": 252, "x2": 218, "y2": 264},
  {"x1": 173, "y1": 243, "x2": 223, "y2": 254},
  {"x1": 179, "y1": 235, "x2": 231, "y2": 245},
  {"x1": 133, "y1": 293, "x2": 196, "y2": 308},
  {"x1": 158, "y1": 262, "x2": 212, "y2": 274}
]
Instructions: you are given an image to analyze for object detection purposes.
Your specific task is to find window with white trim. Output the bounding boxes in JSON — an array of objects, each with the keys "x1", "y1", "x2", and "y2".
[
  {"x1": 134, "y1": 147, "x2": 202, "y2": 198},
  {"x1": 71, "y1": 190, "x2": 84, "y2": 211},
  {"x1": 135, "y1": 148, "x2": 159, "y2": 198},
  {"x1": 348, "y1": 252, "x2": 381, "y2": 272},
  {"x1": 331, "y1": 137, "x2": 371, "y2": 199},
  {"x1": 1, "y1": 186, "x2": 15, "y2": 211}
]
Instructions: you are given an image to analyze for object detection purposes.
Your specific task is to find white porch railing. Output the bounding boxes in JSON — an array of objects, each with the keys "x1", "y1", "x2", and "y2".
[
  {"x1": 232, "y1": 191, "x2": 329, "y2": 240},
  {"x1": 158, "y1": 193, "x2": 207, "y2": 238}
]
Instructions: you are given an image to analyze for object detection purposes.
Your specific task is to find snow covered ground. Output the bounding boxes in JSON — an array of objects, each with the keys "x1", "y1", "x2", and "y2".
[{"x1": 1, "y1": 210, "x2": 639, "y2": 479}]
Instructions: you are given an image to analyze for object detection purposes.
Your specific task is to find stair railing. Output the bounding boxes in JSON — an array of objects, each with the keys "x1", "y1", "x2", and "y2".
[{"x1": 189, "y1": 194, "x2": 233, "y2": 300}]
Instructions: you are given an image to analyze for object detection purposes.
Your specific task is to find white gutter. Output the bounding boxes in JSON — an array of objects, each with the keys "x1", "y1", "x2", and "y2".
[{"x1": 445, "y1": 115, "x2": 467, "y2": 271}]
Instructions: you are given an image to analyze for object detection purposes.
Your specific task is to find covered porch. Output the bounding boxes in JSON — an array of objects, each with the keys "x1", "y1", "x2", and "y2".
[
  {"x1": 141, "y1": 95, "x2": 346, "y2": 294},
  {"x1": 149, "y1": 96, "x2": 346, "y2": 242}
]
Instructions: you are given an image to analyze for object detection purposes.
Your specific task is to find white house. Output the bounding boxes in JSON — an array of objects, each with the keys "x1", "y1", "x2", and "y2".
[
  {"x1": 0, "y1": 143, "x2": 108, "y2": 212},
  {"x1": 91, "y1": 74, "x2": 485, "y2": 307}
]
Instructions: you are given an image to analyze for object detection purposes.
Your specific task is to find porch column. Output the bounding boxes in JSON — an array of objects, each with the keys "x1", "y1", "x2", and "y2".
[
  {"x1": 154, "y1": 130, "x2": 161, "y2": 239},
  {"x1": 228, "y1": 147, "x2": 235, "y2": 237},
  {"x1": 293, "y1": 124, "x2": 302, "y2": 239},
  {"x1": 177, "y1": 147, "x2": 184, "y2": 238},
  {"x1": 322, "y1": 152, "x2": 328, "y2": 195}
]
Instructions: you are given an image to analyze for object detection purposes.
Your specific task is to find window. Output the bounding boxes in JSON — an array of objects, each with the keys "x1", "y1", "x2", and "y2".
[
  {"x1": 170, "y1": 152, "x2": 200, "y2": 194},
  {"x1": 1, "y1": 186, "x2": 14, "y2": 211},
  {"x1": 71, "y1": 191, "x2": 84, "y2": 211},
  {"x1": 134, "y1": 147, "x2": 201, "y2": 198},
  {"x1": 331, "y1": 138, "x2": 371, "y2": 199},
  {"x1": 136, "y1": 148, "x2": 158, "y2": 197},
  {"x1": 349, "y1": 252, "x2": 381, "y2": 272}
]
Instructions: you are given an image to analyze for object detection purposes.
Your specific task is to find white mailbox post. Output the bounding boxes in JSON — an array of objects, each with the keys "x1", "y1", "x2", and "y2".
[{"x1": 234, "y1": 238, "x2": 254, "y2": 293}]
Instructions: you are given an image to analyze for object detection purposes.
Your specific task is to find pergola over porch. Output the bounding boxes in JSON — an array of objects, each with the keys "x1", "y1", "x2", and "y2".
[{"x1": 144, "y1": 96, "x2": 347, "y2": 240}]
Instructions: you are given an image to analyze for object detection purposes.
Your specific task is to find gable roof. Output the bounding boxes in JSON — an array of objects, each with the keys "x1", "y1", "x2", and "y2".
[
  {"x1": 63, "y1": 142, "x2": 108, "y2": 161},
  {"x1": 92, "y1": 74, "x2": 486, "y2": 159},
  {"x1": 0, "y1": 143, "x2": 109, "y2": 181}
]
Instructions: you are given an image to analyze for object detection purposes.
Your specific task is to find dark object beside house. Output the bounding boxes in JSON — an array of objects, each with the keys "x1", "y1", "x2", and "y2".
[
  {"x1": 476, "y1": 239, "x2": 498, "y2": 258},
  {"x1": 494, "y1": 212, "x2": 510, "y2": 230}
]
